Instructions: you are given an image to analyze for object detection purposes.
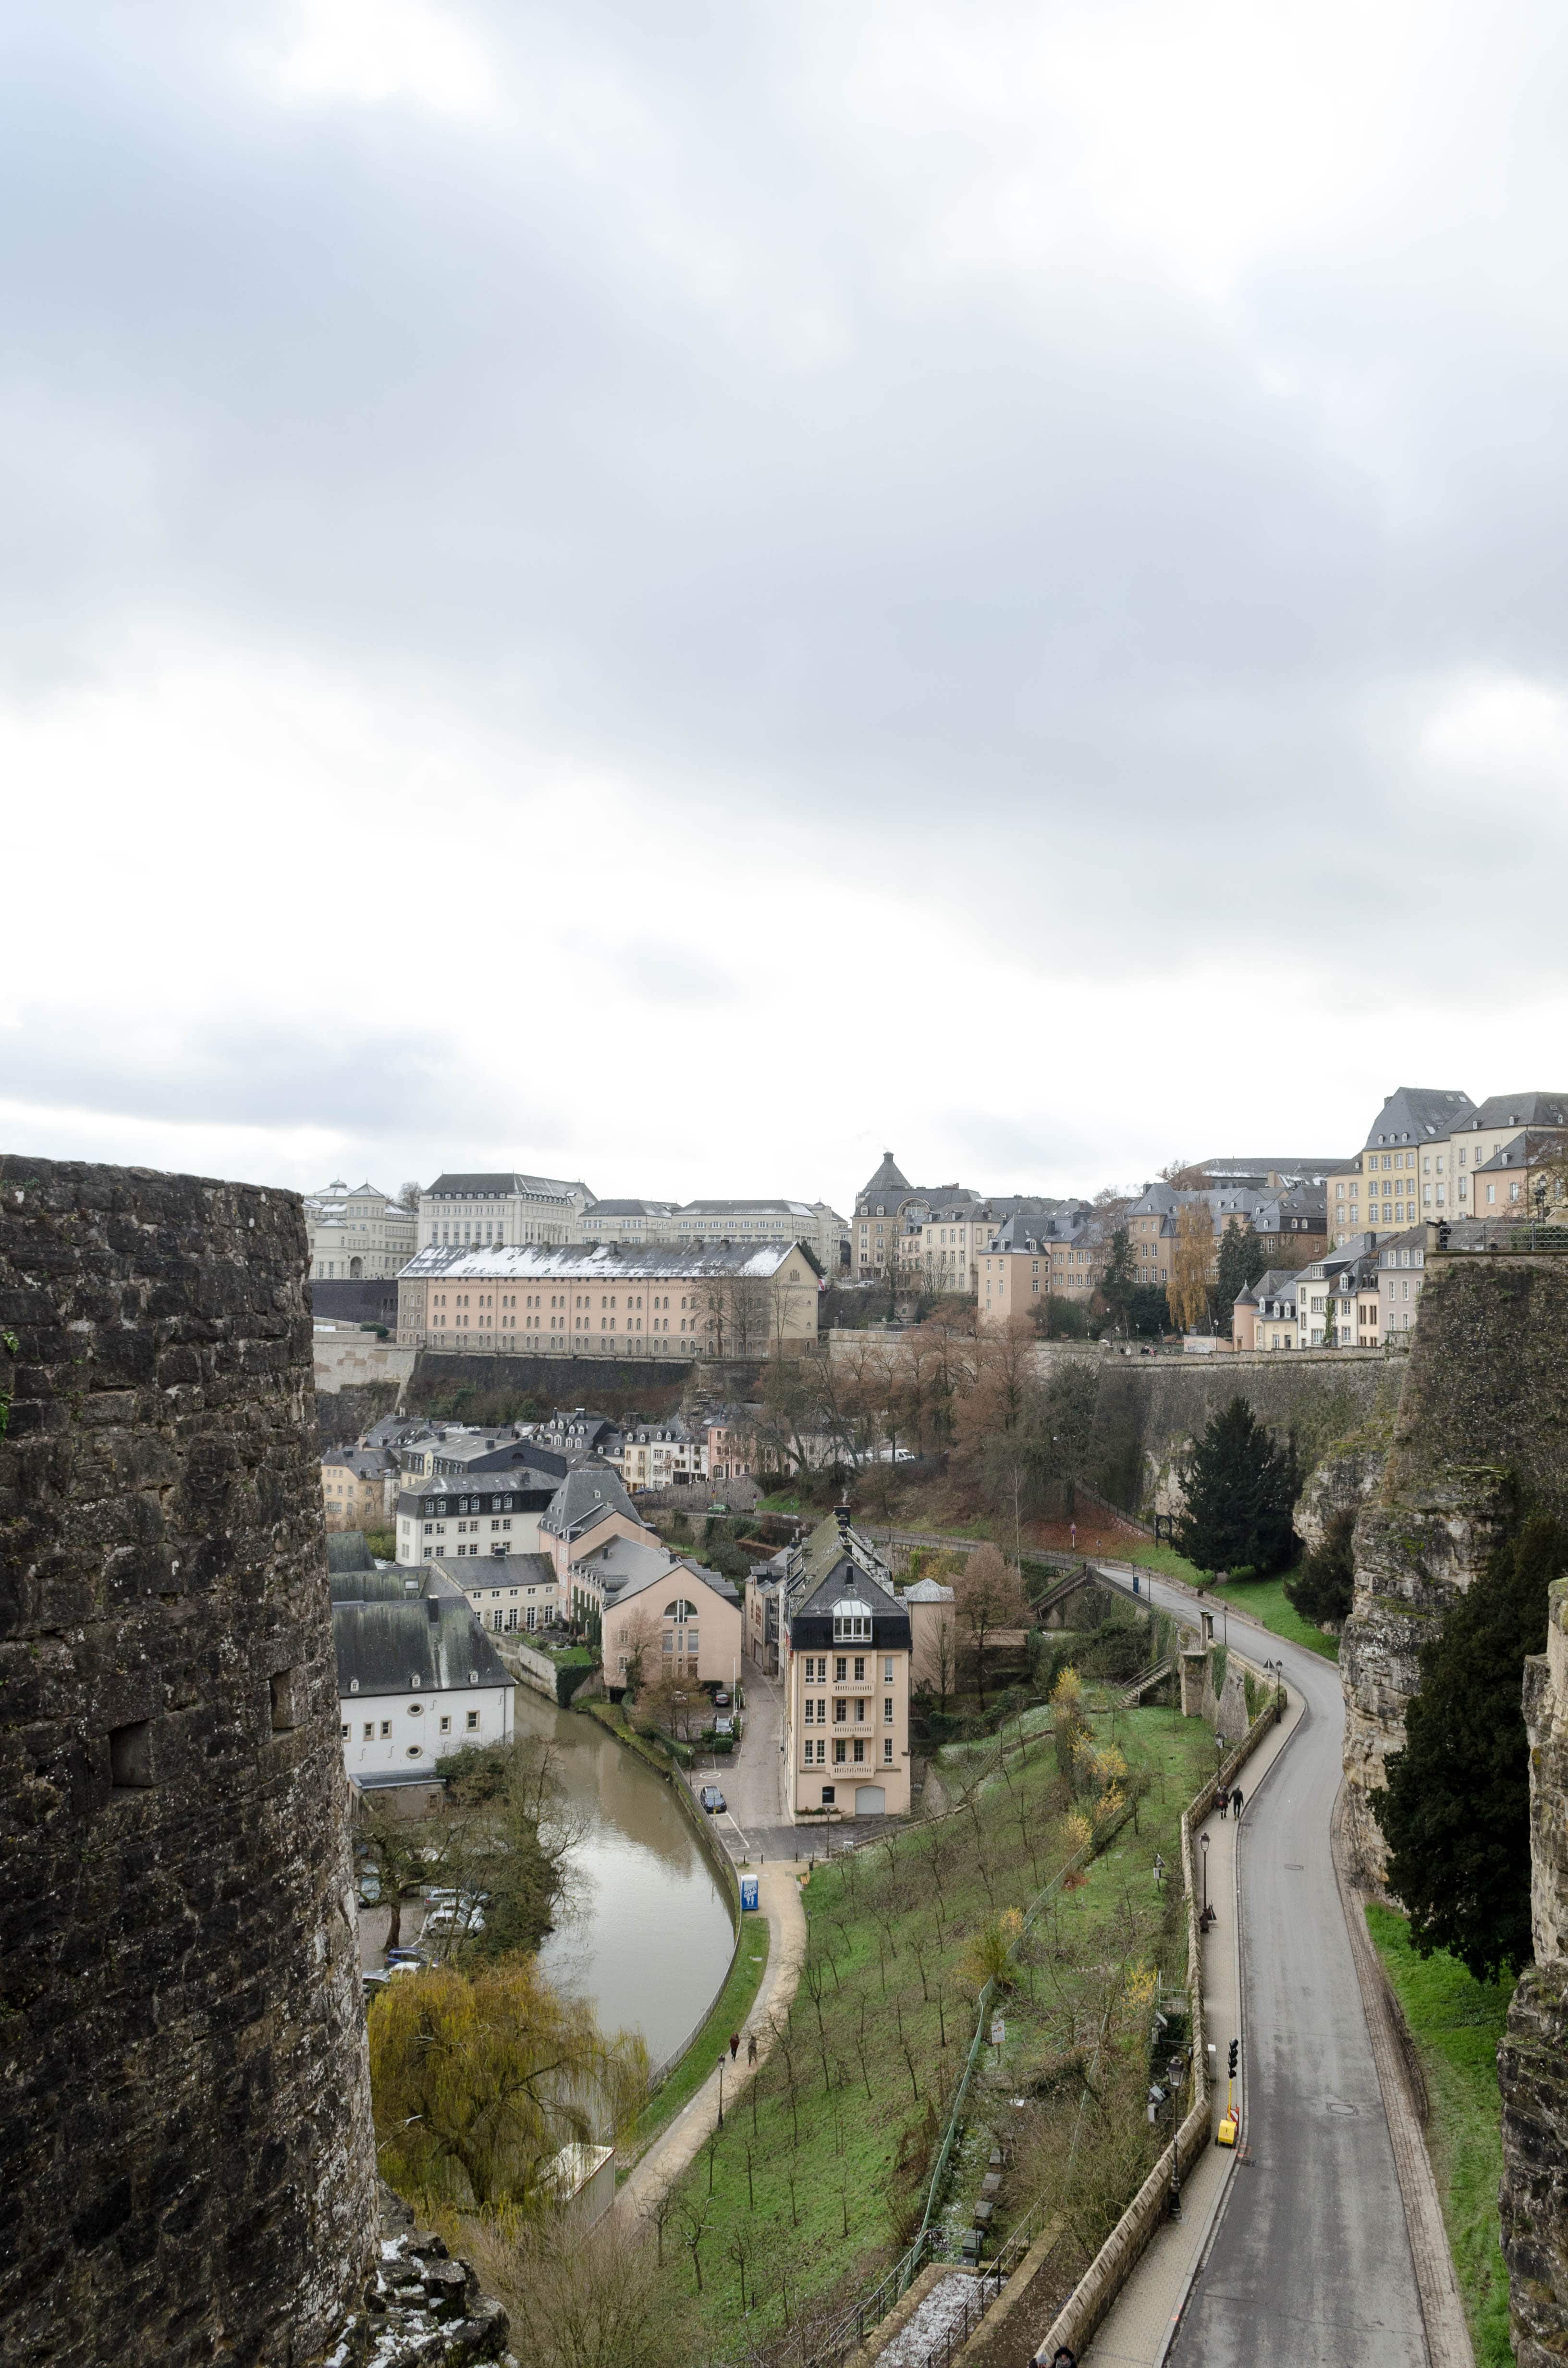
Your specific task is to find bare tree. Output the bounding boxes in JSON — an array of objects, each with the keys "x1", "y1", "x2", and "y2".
[
  {"x1": 954, "y1": 1543, "x2": 1030, "y2": 1711},
  {"x1": 1167, "y1": 1202, "x2": 1215, "y2": 1334}
]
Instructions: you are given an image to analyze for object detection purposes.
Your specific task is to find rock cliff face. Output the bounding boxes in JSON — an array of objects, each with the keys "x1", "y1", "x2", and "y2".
[
  {"x1": 0, "y1": 1157, "x2": 378, "y2": 2368},
  {"x1": 1338, "y1": 1252, "x2": 1568, "y2": 1887},
  {"x1": 1500, "y1": 1576, "x2": 1568, "y2": 2368},
  {"x1": 1293, "y1": 1436, "x2": 1388, "y2": 1556}
]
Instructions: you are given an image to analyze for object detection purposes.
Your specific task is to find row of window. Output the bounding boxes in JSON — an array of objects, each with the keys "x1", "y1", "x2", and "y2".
[
  {"x1": 343, "y1": 1709, "x2": 480, "y2": 1739},
  {"x1": 801, "y1": 1738, "x2": 894, "y2": 1764},
  {"x1": 801, "y1": 1696, "x2": 894, "y2": 1724},
  {"x1": 800, "y1": 1653, "x2": 895, "y2": 1681}
]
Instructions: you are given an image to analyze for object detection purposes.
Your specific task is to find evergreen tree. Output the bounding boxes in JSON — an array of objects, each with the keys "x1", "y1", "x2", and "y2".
[
  {"x1": 1173, "y1": 1395, "x2": 1298, "y2": 1574},
  {"x1": 1099, "y1": 1227, "x2": 1137, "y2": 1333},
  {"x1": 1374, "y1": 1510, "x2": 1568, "y2": 1982},
  {"x1": 1285, "y1": 1505, "x2": 1358, "y2": 1628},
  {"x1": 1214, "y1": 1223, "x2": 1269, "y2": 1323}
]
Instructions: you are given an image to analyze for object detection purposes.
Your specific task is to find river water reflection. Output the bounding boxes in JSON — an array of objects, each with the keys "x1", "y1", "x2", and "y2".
[{"x1": 515, "y1": 1686, "x2": 734, "y2": 2065}]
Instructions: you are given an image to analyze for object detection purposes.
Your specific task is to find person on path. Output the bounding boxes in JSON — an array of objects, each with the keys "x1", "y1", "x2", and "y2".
[
  {"x1": 1217, "y1": 1786, "x2": 1229, "y2": 1821},
  {"x1": 1230, "y1": 1786, "x2": 1244, "y2": 1819},
  {"x1": 747, "y1": 2032, "x2": 758, "y2": 2066},
  {"x1": 728, "y1": 2031, "x2": 740, "y2": 2062}
]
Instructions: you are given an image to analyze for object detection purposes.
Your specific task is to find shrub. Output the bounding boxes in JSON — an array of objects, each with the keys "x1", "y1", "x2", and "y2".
[{"x1": 1285, "y1": 1505, "x2": 1357, "y2": 1628}]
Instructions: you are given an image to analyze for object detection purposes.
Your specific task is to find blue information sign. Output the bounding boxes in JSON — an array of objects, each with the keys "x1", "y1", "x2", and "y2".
[{"x1": 740, "y1": 1877, "x2": 760, "y2": 1913}]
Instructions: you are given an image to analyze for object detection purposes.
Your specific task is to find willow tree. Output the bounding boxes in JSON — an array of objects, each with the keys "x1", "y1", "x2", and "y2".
[{"x1": 370, "y1": 1961, "x2": 648, "y2": 2212}]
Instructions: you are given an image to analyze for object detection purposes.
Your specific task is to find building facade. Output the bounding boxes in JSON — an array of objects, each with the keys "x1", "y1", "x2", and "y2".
[
  {"x1": 582, "y1": 1197, "x2": 848, "y2": 1271},
  {"x1": 396, "y1": 1240, "x2": 823, "y2": 1357},
  {"x1": 332, "y1": 1565, "x2": 514, "y2": 1786},
  {"x1": 780, "y1": 1512, "x2": 912, "y2": 1817},
  {"x1": 394, "y1": 1469, "x2": 557, "y2": 1566},
  {"x1": 418, "y1": 1171, "x2": 594, "y2": 1251},
  {"x1": 305, "y1": 1178, "x2": 417, "y2": 1280},
  {"x1": 1330, "y1": 1087, "x2": 1477, "y2": 1245},
  {"x1": 321, "y1": 1443, "x2": 400, "y2": 1531},
  {"x1": 1378, "y1": 1226, "x2": 1430, "y2": 1344}
]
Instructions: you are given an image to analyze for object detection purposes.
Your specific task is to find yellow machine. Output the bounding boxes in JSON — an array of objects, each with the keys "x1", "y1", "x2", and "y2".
[{"x1": 1216, "y1": 2038, "x2": 1240, "y2": 2146}]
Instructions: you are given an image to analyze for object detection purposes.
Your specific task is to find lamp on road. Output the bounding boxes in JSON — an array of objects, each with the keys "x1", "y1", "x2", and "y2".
[{"x1": 1200, "y1": 1830, "x2": 1210, "y2": 1916}]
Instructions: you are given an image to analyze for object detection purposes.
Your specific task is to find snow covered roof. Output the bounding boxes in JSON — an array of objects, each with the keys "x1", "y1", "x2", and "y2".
[{"x1": 401, "y1": 1239, "x2": 822, "y2": 1282}]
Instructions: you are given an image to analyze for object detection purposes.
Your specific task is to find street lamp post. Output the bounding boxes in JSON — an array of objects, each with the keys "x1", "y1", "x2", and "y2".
[{"x1": 1200, "y1": 1830, "x2": 1210, "y2": 1917}]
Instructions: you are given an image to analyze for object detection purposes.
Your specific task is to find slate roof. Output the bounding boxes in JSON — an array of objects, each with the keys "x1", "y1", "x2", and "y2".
[
  {"x1": 444, "y1": 1552, "x2": 559, "y2": 1589},
  {"x1": 323, "y1": 1445, "x2": 396, "y2": 1479},
  {"x1": 331, "y1": 1567, "x2": 512, "y2": 1699},
  {"x1": 425, "y1": 1172, "x2": 592, "y2": 1201},
  {"x1": 587, "y1": 1199, "x2": 680, "y2": 1217},
  {"x1": 1362, "y1": 1087, "x2": 1476, "y2": 1148},
  {"x1": 1455, "y1": 1094, "x2": 1568, "y2": 1134},
  {"x1": 901, "y1": 1577, "x2": 956, "y2": 1603},
  {"x1": 860, "y1": 1153, "x2": 911, "y2": 1197},
  {"x1": 397, "y1": 1470, "x2": 556, "y2": 1510},
  {"x1": 782, "y1": 1513, "x2": 910, "y2": 1645},
  {"x1": 678, "y1": 1199, "x2": 818, "y2": 1216},
  {"x1": 326, "y1": 1530, "x2": 377, "y2": 1574},
  {"x1": 541, "y1": 1458, "x2": 647, "y2": 1543},
  {"x1": 402, "y1": 1240, "x2": 823, "y2": 1282},
  {"x1": 1472, "y1": 1129, "x2": 1567, "y2": 1172},
  {"x1": 571, "y1": 1535, "x2": 738, "y2": 1610}
]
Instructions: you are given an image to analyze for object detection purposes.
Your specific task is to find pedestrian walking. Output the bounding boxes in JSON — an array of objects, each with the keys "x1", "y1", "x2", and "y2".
[
  {"x1": 728, "y1": 2031, "x2": 741, "y2": 2062},
  {"x1": 747, "y1": 2031, "x2": 758, "y2": 2066},
  {"x1": 1152, "y1": 1850, "x2": 1166, "y2": 1890},
  {"x1": 1052, "y1": 2348, "x2": 1078, "y2": 2368},
  {"x1": 1217, "y1": 1786, "x2": 1229, "y2": 1820},
  {"x1": 1070, "y1": 1521, "x2": 1078, "y2": 1552},
  {"x1": 1230, "y1": 1786, "x2": 1244, "y2": 1819}
]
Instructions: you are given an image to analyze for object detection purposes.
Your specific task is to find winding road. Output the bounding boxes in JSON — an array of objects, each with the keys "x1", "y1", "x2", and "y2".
[{"x1": 1097, "y1": 1565, "x2": 1430, "y2": 2368}]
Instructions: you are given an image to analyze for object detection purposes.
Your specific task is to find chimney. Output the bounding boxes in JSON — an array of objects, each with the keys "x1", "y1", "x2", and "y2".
[{"x1": 835, "y1": 1504, "x2": 851, "y2": 1539}]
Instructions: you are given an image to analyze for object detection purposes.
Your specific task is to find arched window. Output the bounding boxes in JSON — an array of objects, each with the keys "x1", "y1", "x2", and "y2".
[{"x1": 663, "y1": 1599, "x2": 699, "y2": 1621}]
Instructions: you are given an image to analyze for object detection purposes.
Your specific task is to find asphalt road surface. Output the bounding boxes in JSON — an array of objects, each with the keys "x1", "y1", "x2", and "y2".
[{"x1": 1100, "y1": 1566, "x2": 1428, "y2": 2368}]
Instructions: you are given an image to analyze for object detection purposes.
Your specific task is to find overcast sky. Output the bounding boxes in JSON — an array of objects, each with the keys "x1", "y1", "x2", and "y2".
[{"x1": 4, "y1": 1, "x2": 1568, "y2": 1216}]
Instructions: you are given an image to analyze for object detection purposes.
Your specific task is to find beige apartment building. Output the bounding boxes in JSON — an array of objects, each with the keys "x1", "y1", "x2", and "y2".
[
  {"x1": 306, "y1": 1180, "x2": 417, "y2": 1280},
  {"x1": 588, "y1": 1542, "x2": 745, "y2": 1693},
  {"x1": 418, "y1": 1171, "x2": 594, "y2": 1252},
  {"x1": 780, "y1": 1513, "x2": 912, "y2": 1817},
  {"x1": 320, "y1": 1445, "x2": 400, "y2": 1529},
  {"x1": 1330, "y1": 1087, "x2": 1475, "y2": 1243},
  {"x1": 1232, "y1": 1271, "x2": 1301, "y2": 1351},
  {"x1": 1429, "y1": 1097, "x2": 1568, "y2": 1218},
  {"x1": 397, "y1": 1240, "x2": 823, "y2": 1357}
]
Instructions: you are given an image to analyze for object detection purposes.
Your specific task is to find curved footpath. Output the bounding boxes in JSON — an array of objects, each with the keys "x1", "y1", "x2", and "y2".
[{"x1": 1082, "y1": 1566, "x2": 1444, "y2": 2368}]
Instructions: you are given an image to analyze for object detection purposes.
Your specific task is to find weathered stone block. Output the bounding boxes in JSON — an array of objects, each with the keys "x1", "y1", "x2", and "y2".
[{"x1": 0, "y1": 1155, "x2": 377, "y2": 2368}]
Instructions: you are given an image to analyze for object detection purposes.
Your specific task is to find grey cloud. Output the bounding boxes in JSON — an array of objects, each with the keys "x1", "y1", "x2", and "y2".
[{"x1": 3, "y1": 4, "x2": 1568, "y2": 991}]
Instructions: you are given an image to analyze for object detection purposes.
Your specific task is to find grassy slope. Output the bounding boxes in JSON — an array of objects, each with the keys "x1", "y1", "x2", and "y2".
[
  {"x1": 1366, "y1": 1905, "x2": 1516, "y2": 2368},
  {"x1": 1122, "y1": 1544, "x2": 1339, "y2": 1661},
  {"x1": 651, "y1": 1700, "x2": 1213, "y2": 2346}
]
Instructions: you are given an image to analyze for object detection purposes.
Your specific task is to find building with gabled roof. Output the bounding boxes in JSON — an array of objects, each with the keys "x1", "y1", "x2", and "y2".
[
  {"x1": 305, "y1": 1178, "x2": 417, "y2": 1282},
  {"x1": 418, "y1": 1172, "x2": 595, "y2": 1253},
  {"x1": 332, "y1": 1564, "x2": 514, "y2": 1788},
  {"x1": 778, "y1": 1510, "x2": 912, "y2": 1817},
  {"x1": 396, "y1": 1239, "x2": 823, "y2": 1358}
]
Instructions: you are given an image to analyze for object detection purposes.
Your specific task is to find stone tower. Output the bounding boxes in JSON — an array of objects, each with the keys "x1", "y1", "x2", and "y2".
[{"x1": 0, "y1": 1158, "x2": 377, "y2": 2366}]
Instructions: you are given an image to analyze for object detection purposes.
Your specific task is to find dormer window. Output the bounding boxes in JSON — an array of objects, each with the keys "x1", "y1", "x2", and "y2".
[{"x1": 834, "y1": 1598, "x2": 872, "y2": 1642}]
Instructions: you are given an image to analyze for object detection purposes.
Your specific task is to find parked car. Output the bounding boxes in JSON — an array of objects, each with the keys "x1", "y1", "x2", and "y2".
[
  {"x1": 357, "y1": 1872, "x2": 382, "y2": 1905},
  {"x1": 712, "y1": 1688, "x2": 731, "y2": 1708},
  {"x1": 698, "y1": 1785, "x2": 727, "y2": 1814},
  {"x1": 425, "y1": 1904, "x2": 486, "y2": 1934},
  {"x1": 712, "y1": 1716, "x2": 734, "y2": 1738},
  {"x1": 385, "y1": 1947, "x2": 429, "y2": 1968}
]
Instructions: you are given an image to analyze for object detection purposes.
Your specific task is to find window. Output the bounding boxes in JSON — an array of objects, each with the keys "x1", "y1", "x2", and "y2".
[
  {"x1": 363, "y1": 1721, "x2": 374, "y2": 1740},
  {"x1": 440, "y1": 1715, "x2": 451, "y2": 1733},
  {"x1": 884, "y1": 1738, "x2": 894, "y2": 1763},
  {"x1": 853, "y1": 1739, "x2": 865, "y2": 1763},
  {"x1": 380, "y1": 1720, "x2": 392, "y2": 1737},
  {"x1": 405, "y1": 1744, "x2": 423, "y2": 1760},
  {"x1": 341, "y1": 1721, "x2": 350, "y2": 1739},
  {"x1": 407, "y1": 1702, "x2": 424, "y2": 1718},
  {"x1": 833, "y1": 1739, "x2": 846, "y2": 1763},
  {"x1": 466, "y1": 1710, "x2": 479, "y2": 1731},
  {"x1": 883, "y1": 1697, "x2": 894, "y2": 1723},
  {"x1": 833, "y1": 1697, "x2": 846, "y2": 1723}
]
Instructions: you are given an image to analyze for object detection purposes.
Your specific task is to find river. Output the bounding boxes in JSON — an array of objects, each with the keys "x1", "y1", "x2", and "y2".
[{"x1": 513, "y1": 1685, "x2": 735, "y2": 2066}]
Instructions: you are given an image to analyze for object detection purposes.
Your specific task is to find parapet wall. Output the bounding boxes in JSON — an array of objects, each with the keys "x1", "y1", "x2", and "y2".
[
  {"x1": 0, "y1": 1157, "x2": 377, "y2": 2368},
  {"x1": 1340, "y1": 1250, "x2": 1568, "y2": 1886}
]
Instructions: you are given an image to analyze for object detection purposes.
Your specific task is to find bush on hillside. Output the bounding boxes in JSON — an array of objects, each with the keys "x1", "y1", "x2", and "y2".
[
  {"x1": 1285, "y1": 1505, "x2": 1357, "y2": 1628},
  {"x1": 1375, "y1": 1508, "x2": 1568, "y2": 1982}
]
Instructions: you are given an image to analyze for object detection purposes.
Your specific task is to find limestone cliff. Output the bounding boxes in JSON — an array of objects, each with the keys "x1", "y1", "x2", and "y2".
[
  {"x1": 1293, "y1": 1433, "x2": 1388, "y2": 1556},
  {"x1": 1338, "y1": 1251, "x2": 1568, "y2": 1888},
  {"x1": 1500, "y1": 1576, "x2": 1568, "y2": 2368}
]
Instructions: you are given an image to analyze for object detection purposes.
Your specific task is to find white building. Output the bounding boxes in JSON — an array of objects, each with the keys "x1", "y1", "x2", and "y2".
[
  {"x1": 394, "y1": 1467, "x2": 559, "y2": 1567},
  {"x1": 418, "y1": 1172, "x2": 595, "y2": 1252},
  {"x1": 579, "y1": 1197, "x2": 848, "y2": 1271},
  {"x1": 331, "y1": 1565, "x2": 514, "y2": 1788},
  {"x1": 306, "y1": 1180, "x2": 417, "y2": 1280}
]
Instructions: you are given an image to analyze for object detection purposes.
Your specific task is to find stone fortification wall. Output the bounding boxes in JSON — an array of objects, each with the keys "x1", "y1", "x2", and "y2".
[
  {"x1": 1079, "y1": 1348, "x2": 1404, "y2": 1520},
  {"x1": 1500, "y1": 1575, "x2": 1568, "y2": 2368},
  {"x1": 1340, "y1": 1250, "x2": 1568, "y2": 1886},
  {"x1": 0, "y1": 1157, "x2": 377, "y2": 2368}
]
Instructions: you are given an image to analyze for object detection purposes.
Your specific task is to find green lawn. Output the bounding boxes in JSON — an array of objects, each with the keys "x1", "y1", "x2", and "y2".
[
  {"x1": 648, "y1": 1698, "x2": 1214, "y2": 2340},
  {"x1": 1123, "y1": 1546, "x2": 1340, "y2": 1661},
  {"x1": 626, "y1": 1916, "x2": 771, "y2": 2169},
  {"x1": 1365, "y1": 1905, "x2": 1516, "y2": 2368}
]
